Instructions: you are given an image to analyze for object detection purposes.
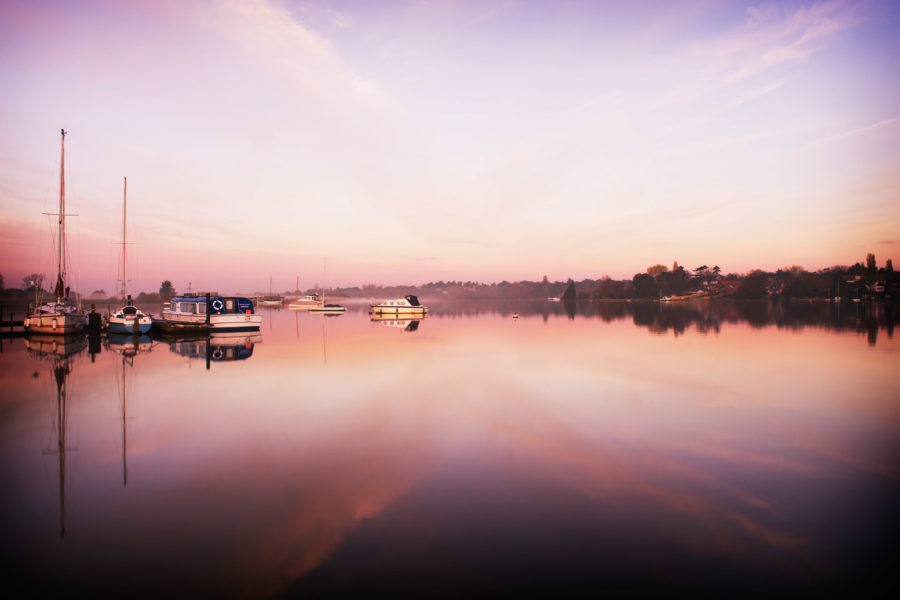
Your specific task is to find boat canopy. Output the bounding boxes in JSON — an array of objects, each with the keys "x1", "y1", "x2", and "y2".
[
  {"x1": 405, "y1": 295, "x2": 422, "y2": 306},
  {"x1": 170, "y1": 295, "x2": 256, "y2": 314}
]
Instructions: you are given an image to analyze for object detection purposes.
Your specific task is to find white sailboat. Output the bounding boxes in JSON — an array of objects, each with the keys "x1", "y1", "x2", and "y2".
[
  {"x1": 107, "y1": 177, "x2": 152, "y2": 334},
  {"x1": 24, "y1": 129, "x2": 87, "y2": 334},
  {"x1": 308, "y1": 259, "x2": 345, "y2": 314},
  {"x1": 260, "y1": 275, "x2": 283, "y2": 307},
  {"x1": 288, "y1": 276, "x2": 320, "y2": 309}
]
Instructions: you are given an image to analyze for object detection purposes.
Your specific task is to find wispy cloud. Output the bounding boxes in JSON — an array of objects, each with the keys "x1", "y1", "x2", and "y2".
[
  {"x1": 729, "y1": 78, "x2": 786, "y2": 108},
  {"x1": 721, "y1": 0, "x2": 866, "y2": 83},
  {"x1": 835, "y1": 116, "x2": 900, "y2": 139}
]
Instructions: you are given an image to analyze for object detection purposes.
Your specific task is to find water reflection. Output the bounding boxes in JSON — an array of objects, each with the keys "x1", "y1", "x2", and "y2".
[
  {"x1": 105, "y1": 333, "x2": 151, "y2": 488},
  {"x1": 24, "y1": 333, "x2": 86, "y2": 539},
  {"x1": 164, "y1": 332, "x2": 261, "y2": 366},
  {"x1": 370, "y1": 314, "x2": 425, "y2": 332},
  {"x1": 106, "y1": 333, "x2": 152, "y2": 355},
  {"x1": 1, "y1": 303, "x2": 897, "y2": 597},
  {"x1": 433, "y1": 299, "x2": 897, "y2": 344}
]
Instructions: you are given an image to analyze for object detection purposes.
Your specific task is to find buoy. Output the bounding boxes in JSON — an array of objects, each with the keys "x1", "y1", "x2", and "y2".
[{"x1": 513, "y1": 314, "x2": 519, "y2": 319}]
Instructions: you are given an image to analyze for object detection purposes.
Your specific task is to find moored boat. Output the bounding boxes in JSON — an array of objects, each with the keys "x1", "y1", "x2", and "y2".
[
  {"x1": 107, "y1": 177, "x2": 152, "y2": 334},
  {"x1": 259, "y1": 276, "x2": 283, "y2": 306},
  {"x1": 370, "y1": 295, "x2": 428, "y2": 316},
  {"x1": 288, "y1": 293, "x2": 320, "y2": 310},
  {"x1": 308, "y1": 303, "x2": 346, "y2": 315},
  {"x1": 155, "y1": 294, "x2": 262, "y2": 332},
  {"x1": 107, "y1": 300, "x2": 153, "y2": 334},
  {"x1": 24, "y1": 129, "x2": 87, "y2": 335}
]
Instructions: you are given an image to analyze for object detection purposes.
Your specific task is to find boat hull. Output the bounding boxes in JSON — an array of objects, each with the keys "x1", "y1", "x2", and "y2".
[
  {"x1": 370, "y1": 307, "x2": 428, "y2": 316},
  {"x1": 155, "y1": 313, "x2": 262, "y2": 332},
  {"x1": 107, "y1": 317, "x2": 153, "y2": 334},
  {"x1": 288, "y1": 302, "x2": 319, "y2": 310},
  {"x1": 24, "y1": 313, "x2": 87, "y2": 334}
]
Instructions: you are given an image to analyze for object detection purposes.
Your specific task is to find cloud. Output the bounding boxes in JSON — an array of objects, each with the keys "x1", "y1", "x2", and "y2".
[
  {"x1": 729, "y1": 78, "x2": 786, "y2": 108},
  {"x1": 836, "y1": 116, "x2": 900, "y2": 139},
  {"x1": 720, "y1": 0, "x2": 866, "y2": 83}
]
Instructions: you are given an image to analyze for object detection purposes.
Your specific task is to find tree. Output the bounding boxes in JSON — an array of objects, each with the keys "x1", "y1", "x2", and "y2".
[
  {"x1": 632, "y1": 273, "x2": 656, "y2": 298},
  {"x1": 740, "y1": 270, "x2": 768, "y2": 299},
  {"x1": 693, "y1": 265, "x2": 709, "y2": 285},
  {"x1": 646, "y1": 264, "x2": 668, "y2": 279},
  {"x1": 887, "y1": 259, "x2": 894, "y2": 274},
  {"x1": 159, "y1": 280, "x2": 175, "y2": 297},
  {"x1": 23, "y1": 273, "x2": 44, "y2": 292},
  {"x1": 561, "y1": 279, "x2": 577, "y2": 301},
  {"x1": 866, "y1": 253, "x2": 877, "y2": 281},
  {"x1": 0, "y1": 273, "x2": 3, "y2": 291}
]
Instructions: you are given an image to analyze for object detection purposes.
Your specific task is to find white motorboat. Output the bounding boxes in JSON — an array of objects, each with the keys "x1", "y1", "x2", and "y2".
[{"x1": 370, "y1": 295, "x2": 428, "y2": 316}]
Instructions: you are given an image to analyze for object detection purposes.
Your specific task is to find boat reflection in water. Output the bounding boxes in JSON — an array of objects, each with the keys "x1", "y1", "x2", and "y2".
[
  {"x1": 370, "y1": 314, "x2": 425, "y2": 332},
  {"x1": 105, "y1": 333, "x2": 151, "y2": 488},
  {"x1": 105, "y1": 333, "x2": 152, "y2": 356},
  {"x1": 165, "y1": 332, "x2": 262, "y2": 368},
  {"x1": 24, "y1": 332, "x2": 87, "y2": 359},
  {"x1": 25, "y1": 332, "x2": 86, "y2": 538}
]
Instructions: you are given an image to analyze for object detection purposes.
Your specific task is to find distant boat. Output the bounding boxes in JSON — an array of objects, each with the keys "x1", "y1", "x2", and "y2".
[
  {"x1": 259, "y1": 275, "x2": 283, "y2": 307},
  {"x1": 289, "y1": 293, "x2": 320, "y2": 310},
  {"x1": 370, "y1": 295, "x2": 428, "y2": 316},
  {"x1": 309, "y1": 304, "x2": 346, "y2": 315},
  {"x1": 308, "y1": 259, "x2": 345, "y2": 314},
  {"x1": 156, "y1": 294, "x2": 262, "y2": 332},
  {"x1": 24, "y1": 129, "x2": 87, "y2": 335},
  {"x1": 107, "y1": 177, "x2": 152, "y2": 334}
]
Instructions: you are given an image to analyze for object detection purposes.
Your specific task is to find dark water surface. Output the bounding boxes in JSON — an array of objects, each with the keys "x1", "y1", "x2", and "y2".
[{"x1": 2, "y1": 300, "x2": 897, "y2": 597}]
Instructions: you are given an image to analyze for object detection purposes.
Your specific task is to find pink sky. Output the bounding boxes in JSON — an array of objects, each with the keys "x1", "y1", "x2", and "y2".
[{"x1": 1, "y1": 0, "x2": 898, "y2": 294}]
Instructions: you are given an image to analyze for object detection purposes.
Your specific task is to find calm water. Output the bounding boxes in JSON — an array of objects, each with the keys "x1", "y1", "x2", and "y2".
[{"x1": 2, "y1": 300, "x2": 898, "y2": 597}]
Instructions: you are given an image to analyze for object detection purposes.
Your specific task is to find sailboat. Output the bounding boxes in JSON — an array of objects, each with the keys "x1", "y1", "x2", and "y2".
[
  {"x1": 259, "y1": 275, "x2": 283, "y2": 307},
  {"x1": 308, "y1": 259, "x2": 345, "y2": 314},
  {"x1": 288, "y1": 276, "x2": 320, "y2": 309},
  {"x1": 107, "y1": 177, "x2": 153, "y2": 334},
  {"x1": 24, "y1": 130, "x2": 88, "y2": 334}
]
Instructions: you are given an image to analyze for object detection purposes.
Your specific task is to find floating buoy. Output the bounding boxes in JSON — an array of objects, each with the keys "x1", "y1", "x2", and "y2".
[{"x1": 513, "y1": 314, "x2": 519, "y2": 319}]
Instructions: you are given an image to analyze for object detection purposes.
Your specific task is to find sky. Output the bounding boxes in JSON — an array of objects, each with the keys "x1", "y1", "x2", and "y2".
[{"x1": 1, "y1": 0, "x2": 898, "y2": 294}]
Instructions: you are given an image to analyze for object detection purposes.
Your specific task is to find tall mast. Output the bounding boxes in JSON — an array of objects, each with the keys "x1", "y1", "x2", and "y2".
[
  {"x1": 121, "y1": 177, "x2": 127, "y2": 299},
  {"x1": 58, "y1": 129, "x2": 66, "y2": 302}
]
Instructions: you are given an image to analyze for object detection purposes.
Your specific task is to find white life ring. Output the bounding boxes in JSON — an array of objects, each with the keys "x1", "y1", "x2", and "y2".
[
  {"x1": 212, "y1": 348, "x2": 224, "y2": 360},
  {"x1": 211, "y1": 299, "x2": 224, "y2": 311}
]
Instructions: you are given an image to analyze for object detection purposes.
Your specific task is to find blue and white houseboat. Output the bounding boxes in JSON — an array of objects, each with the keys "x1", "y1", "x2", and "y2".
[{"x1": 156, "y1": 294, "x2": 262, "y2": 332}]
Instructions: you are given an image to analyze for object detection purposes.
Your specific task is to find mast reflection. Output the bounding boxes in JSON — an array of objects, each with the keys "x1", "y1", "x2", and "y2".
[
  {"x1": 104, "y1": 334, "x2": 152, "y2": 487},
  {"x1": 25, "y1": 332, "x2": 86, "y2": 538}
]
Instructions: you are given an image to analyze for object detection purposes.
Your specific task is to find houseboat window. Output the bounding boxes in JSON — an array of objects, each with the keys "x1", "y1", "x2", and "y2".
[
  {"x1": 226, "y1": 299, "x2": 235, "y2": 312},
  {"x1": 171, "y1": 302, "x2": 179, "y2": 312},
  {"x1": 185, "y1": 303, "x2": 196, "y2": 314},
  {"x1": 198, "y1": 304, "x2": 206, "y2": 314}
]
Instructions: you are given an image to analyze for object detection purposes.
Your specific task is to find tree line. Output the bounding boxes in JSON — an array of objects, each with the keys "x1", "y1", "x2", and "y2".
[{"x1": 2, "y1": 254, "x2": 895, "y2": 303}]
